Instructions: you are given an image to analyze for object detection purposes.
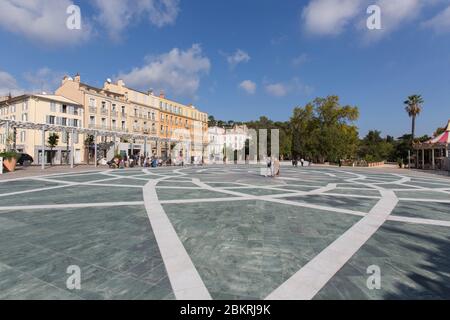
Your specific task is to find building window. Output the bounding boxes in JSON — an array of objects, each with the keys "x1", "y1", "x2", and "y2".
[
  {"x1": 62, "y1": 105, "x2": 68, "y2": 113},
  {"x1": 89, "y1": 98, "x2": 96, "y2": 107},
  {"x1": 62, "y1": 118, "x2": 67, "y2": 126},
  {"x1": 20, "y1": 131, "x2": 26, "y2": 143},
  {"x1": 47, "y1": 115, "x2": 56, "y2": 124},
  {"x1": 22, "y1": 102, "x2": 28, "y2": 111},
  {"x1": 121, "y1": 121, "x2": 126, "y2": 129},
  {"x1": 22, "y1": 113, "x2": 28, "y2": 122}
]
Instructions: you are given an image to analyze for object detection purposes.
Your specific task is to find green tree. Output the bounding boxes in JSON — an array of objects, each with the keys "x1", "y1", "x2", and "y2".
[
  {"x1": 47, "y1": 133, "x2": 59, "y2": 166},
  {"x1": 404, "y1": 94, "x2": 424, "y2": 140},
  {"x1": 358, "y1": 130, "x2": 394, "y2": 162},
  {"x1": 290, "y1": 96, "x2": 359, "y2": 163},
  {"x1": 208, "y1": 115, "x2": 217, "y2": 127}
]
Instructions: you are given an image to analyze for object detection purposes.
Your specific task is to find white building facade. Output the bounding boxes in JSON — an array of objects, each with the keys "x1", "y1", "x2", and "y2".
[{"x1": 208, "y1": 125, "x2": 250, "y2": 162}]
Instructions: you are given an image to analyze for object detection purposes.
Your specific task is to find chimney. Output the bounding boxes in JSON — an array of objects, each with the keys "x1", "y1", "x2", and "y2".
[
  {"x1": 148, "y1": 88, "x2": 154, "y2": 96},
  {"x1": 159, "y1": 90, "x2": 165, "y2": 99},
  {"x1": 74, "y1": 73, "x2": 81, "y2": 83}
]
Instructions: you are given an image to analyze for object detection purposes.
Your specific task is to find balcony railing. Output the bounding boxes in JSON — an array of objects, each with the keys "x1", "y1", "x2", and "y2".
[
  {"x1": 89, "y1": 107, "x2": 97, "y2": 114},
  {"x1": 120, "y1": 112, "x2": 127, "y2": 118},
  {"x1": 100, "y1": 109, "x2": 108, "y2": 116},
  {"x1": 111, "y1": 111, "x2": 118, "y2": 117}
]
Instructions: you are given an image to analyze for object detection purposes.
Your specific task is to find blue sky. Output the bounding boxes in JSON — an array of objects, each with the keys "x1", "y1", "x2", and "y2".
[{"x1": 1, "y1": 0, "x2": 450, "y2": 137}]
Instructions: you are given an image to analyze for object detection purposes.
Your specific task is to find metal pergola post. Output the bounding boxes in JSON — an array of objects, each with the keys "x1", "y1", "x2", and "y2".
[
  {"x1": 70, "y1": 129, "x2": 75, "y2": 169},
  {"x1": 144, "y1": 137, "x2": 148, "y2": 157},
  {"x1": 41, "y1": 128, "x2": 45, "y2": 170},
  {"x1": 113, "y1": 134, "x2": 117, "y2": 156},
  {"x1": 0, "y1": 119, "x2": 162, "y2": 165},
  {"x1": 5, "y1": 121, "x2": 9, "y2": 151},
  {"x1": 94, "y1": 133, "x2": 98, "y2": 168},
  {"x1": 168, "y1": 141, "x2": 172, "y2": 161}
]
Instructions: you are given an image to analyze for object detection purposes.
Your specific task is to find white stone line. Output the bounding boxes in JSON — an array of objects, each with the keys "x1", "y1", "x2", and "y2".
[
  {"x1": 388, "y1": 215, "x2": 450, "y2": 227},
  {"x1": 100, "y1": 171, "x2": 152, "y2": 182},
  {"x1": 156, "y1": 186, "x2": 203, "y2": 190},
  {"x1": 87, "y1": 183, "x2": 143, "y2": 189},
  {"x1": 317, "y1": 192, "x2": 381, "y2": 200},
  {"x1": 192, "y1": 178, "x2": 366, "y2": 217},
  {"x1": 0, "y1": 201, "x2": 145, "y2": 212},
  {"x1": 0, "y1": 169, "x2": 103, "y2": 183},
  {"x1": 160, "y1": 196, "x2": 252, "y2": 205},
  {"x1": 398, "y1": 198, "x2": 450, "y2": 203},
  {"x1": 308, "y1": 183, "x2": 337, "y2": 195},
  {"x1": 337, "y1": 187, "x2": 379, "y2": 190},
  {"x1": 265, "y1": 189, "x2": 398, "y2": 300},
  {"x1": 0, "y1": 176, "x2": 122, "y2": 198},
  {"x1": 0, "y1": 184, "x2": 75, "y2": 198},
  {"x1": 143, "y1": 178, "x2": 212, "y2": 300},
  {"x1": 261, "y1": 197, "x2": 366, "y2": 217},
  {"x1": 31, "y1": 177, "x2": 77, "y2": 185}
]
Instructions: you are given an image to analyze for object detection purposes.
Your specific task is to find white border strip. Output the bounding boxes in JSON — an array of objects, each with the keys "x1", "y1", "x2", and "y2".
[
  {"x1": 143, "y1": 179, "x2": 211, "y2": 300},
  {"x1": 265, "y1": 190, "x2": 398, "y2": 300}
]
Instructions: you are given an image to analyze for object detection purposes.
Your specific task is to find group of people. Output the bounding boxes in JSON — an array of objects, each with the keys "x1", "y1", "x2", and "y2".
[
  {"x1": 292, "y1": 158, "x2": 310, "y2": 167},
  {"x1": 108, "y1": 153, "x2": 189, "y2": 169},
  {"x1": 265, "y1": 157, "x2": 281, "y2": 177},
  {"x1": 108, "y1": 154, "x2": 166, "y2": 169}
]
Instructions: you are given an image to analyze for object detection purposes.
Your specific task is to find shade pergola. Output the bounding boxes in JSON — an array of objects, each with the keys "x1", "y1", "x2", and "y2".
[
  {"x1": 0, "y1": 119, "x2": 177, "y2": 169},
  {"x1": 413, "y1": 120, "x2": 450, "y2": 170}
]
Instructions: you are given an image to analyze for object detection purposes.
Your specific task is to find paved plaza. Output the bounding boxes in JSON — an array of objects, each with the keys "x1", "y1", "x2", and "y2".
[{"x1": 0, "y1": 165, "x2": 449, "y2": 300}]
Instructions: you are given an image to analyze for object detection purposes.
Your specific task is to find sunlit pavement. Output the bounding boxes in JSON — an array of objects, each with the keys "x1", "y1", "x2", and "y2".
[{"x1": 0, "y1": 165, "x2": 449, "y2": 299}]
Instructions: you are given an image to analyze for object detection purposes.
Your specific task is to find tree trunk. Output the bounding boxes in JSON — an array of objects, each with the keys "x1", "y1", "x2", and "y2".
[{"x1": 411, "y1": 116, "x2": 416, "y2": 140}]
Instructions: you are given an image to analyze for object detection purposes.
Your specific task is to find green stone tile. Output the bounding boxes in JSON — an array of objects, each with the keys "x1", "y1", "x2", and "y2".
[
  {"x1": 164, "y1": 200, "x2": 360, "y2": 300},
  {"x1": 316, "y1": 221, "x2": 450, "y2": 299}
]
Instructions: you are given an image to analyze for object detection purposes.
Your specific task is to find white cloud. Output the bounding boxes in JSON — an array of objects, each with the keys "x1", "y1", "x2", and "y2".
[
  {"x1": 360, "y1": 0, "x2": 423, "y2": 43},
  {"x1": 302, "y1": 0, "x2": 363, "y2": 36},
  {"x1": 292, "y1": 53, "x2": 309, "y2": 67},
  {"x1": 265, "y1": 78, "x2": 314, "y2": 97},
  {"x1": 265, "y1": 83, "x2": 288, "y2": 97},
  {"x1": 301, "y1": 0, "x2": 434, "y2": 41},
  {"x1": 93, "y1": 0, "x2": 179, "y2": 40},
  {"x1": 239, "y1": 80, "x2": 256, "y2": 94},
  {"x1": 0, "y1": 0, "x2": 91, "y2": 45},
  {"x1": 226, "y1": 49, "x2": 251, "y2": 68},
  {"x1": 23, "y1": 67, "x2": 66, "y2": 93},
  {"x1": 423, "y1": 5, "x2": 450, "y2": 34},
  {"x1": 117, "y1": 44, "x2": 211, "y2": 98},
  {"x1": 0, "y1": 70, "x2": 23, "y2": 96}
]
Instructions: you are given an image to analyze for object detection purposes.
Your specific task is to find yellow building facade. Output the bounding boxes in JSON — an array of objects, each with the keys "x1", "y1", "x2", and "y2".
[
  {"x1": 0, "y1": 94, "x2": 84, "y2": 164},
  {"x1": 55, "y1": 74, "x2": 209, "y2": 162}
]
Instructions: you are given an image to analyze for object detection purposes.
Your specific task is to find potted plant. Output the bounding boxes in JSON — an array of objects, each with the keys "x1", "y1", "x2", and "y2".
[{"x1": 0, "y1": 151, "x2": 19, "y2": 172}]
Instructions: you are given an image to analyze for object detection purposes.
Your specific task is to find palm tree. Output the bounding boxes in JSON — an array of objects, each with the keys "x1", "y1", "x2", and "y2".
[{"x1": 404, "y1": 94, "x2": 424, "y2": 140}]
